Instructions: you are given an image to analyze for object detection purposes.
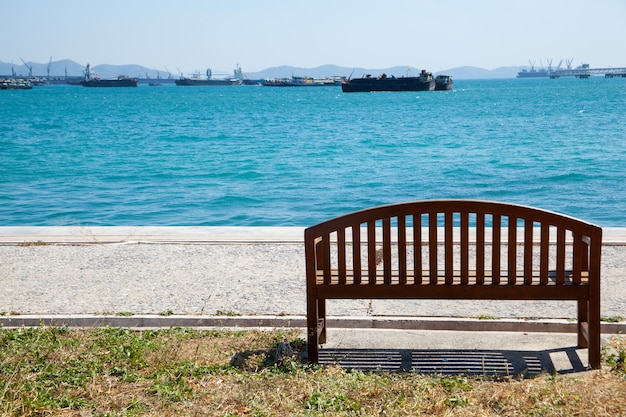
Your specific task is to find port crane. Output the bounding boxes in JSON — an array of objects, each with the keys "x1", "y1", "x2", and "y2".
[{"x1": 20, "y1": 58, "x2": 33, "y2": 77}]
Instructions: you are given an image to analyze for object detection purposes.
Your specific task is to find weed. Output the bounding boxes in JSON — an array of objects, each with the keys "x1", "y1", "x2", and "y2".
[
  {"x1": 216, "y1": 309, "x2": 241, "y2": 316},
  {"x1": 445, "y1": 394, "x2": 470, "y2": 407},
  {"x1": 440, "y1": 375, "x2": 473, "y2": 392},
  {"x1": 17, "y1": 240, "x2": 49, "y2": 246},
  {"x1": 601, "y1": 315, "x2": 625, "y2": 323},
  {"x1": 605, "y1": 336, "x2": 626, "y2": 375},
  {"x1": 304, "y1": 391, "x2": 361, "y2": 413}
]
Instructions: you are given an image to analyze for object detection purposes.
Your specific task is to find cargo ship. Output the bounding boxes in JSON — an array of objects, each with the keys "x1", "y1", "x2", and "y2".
[
  {"x1": 262, "y1": 76, "x2": 342, "y2": 87},
  {"x1": 175, "y1": 66, "x2": 243, "y2": 86},
  {"x1": 341, "y1": 69, "x2": 435, "y2": 92},
  {"x1": 435, "y1": 75, "x2": 453, "y2": 90},
  {"x1": 0, "y1": 78, "x2": 33, "y2": 90},
  {"x1": 79, "y1": 64, "x2": 138, "y2": 87},
  {"x1": 516, "y1": 60, "x2": 552, "y2": 78},
  {"x1": 516, "y1": 68, "x2": 550, "y2": 78}
]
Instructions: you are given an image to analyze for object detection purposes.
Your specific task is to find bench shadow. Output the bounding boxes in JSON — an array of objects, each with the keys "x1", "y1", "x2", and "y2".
[{"x1": 316, "y1": 346, "x2": 588, "y2": 378}]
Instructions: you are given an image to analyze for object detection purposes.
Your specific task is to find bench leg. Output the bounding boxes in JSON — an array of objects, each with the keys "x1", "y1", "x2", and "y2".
[
  {"x1": 306, "y1": 295, "x2": 328, "y2": 363},
  {"x1": 577, "y1": 299, "x2": 588, "y2": 348},
  {"x1": 318, "y1": 299, "x2": 327, "y2": 344},
  {"x1": 578, "y1": 297, "x2": 601, "y2": 369},
  {"x1": 307, "y1": 292, "x2": 320, "y2": 363},
  {"x1": 588, "y1": 294, "x2": 601, "y2": 369}
]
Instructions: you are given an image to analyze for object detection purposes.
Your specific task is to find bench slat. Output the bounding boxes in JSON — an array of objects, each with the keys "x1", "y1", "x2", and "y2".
[
  {"x1": 508, "y1": 217, "x2": 517, "y2": 284},
  {"x1": 321, "y1": 232, "x2": 331, "y2": 285},
  {"x1": 398, "y1": 216, "x2": 407, "y2": 284},
  {"x1": 573, "y1": 232, "x2": 584, "y2": 285},
  {"x1": 445, "y1": 212, "x2": 453, "y2": 284},
  {"x1": 316, "y1": 270, "x2": 590, "y2": 286},
  {"x1": 476, "y1": 213, "x2": 485, "y2": 284},
  {"x1": 429, "y1": 213, "x2": 438, "y2": 284},
  {"x1": 368, "y1": 220, "x2": 377, "y2": 284},
  {"x1": 524, "y1": 218, "x2": 534, "y2": 284},
  {"x1": 461, "y1": 211, "x2": 469, "y2": 284},
  {"x1": 540, "y1": 223, "x2": 549, "y2": 284},
  {"x1": 316, "y1": 281, "x2": 589, "y2": 300},
  {"x1": 383, "y1": 217, "x2": 392, "y2": 284},
  {"x1": 352, "y1": 225, "x2": 362, "y2": 284},
  {"x1": 337, "y1": 227, "x2": 346, "y2": 285},
  {"x1": 557, "y1": 227, "x2": 566, "y2": 284},
  {"x1": 413, "y1": 214, "x2": 423, "y2": 284},
  {"x1": 492, "y1": 214, "x2": 501, "y2": 284}
]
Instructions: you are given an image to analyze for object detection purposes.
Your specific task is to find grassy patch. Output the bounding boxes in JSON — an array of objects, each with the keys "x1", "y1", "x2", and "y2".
[
  {"x1": 216, "y1": 310, "x2": 241, "y2": 317},
  {"x1": 605, "y1": 336, "x2": 626, "y2": 374},
  {"x1": 0, "y1": 327, "x2": 625, "y2": 416},
  {"x1": 601, "y1": 315, "x2": 625, "y2": 323},
  {"x1": 17, "y1": 240, "x2": 50, "y2": 246},
  {"x1": 159, "y1": 309, "x2": 174, "y2": 316}
]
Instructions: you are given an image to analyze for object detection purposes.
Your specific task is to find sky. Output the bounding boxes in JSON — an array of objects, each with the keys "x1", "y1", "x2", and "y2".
[{"x1": 2, "y1": 0, "x2": 626, "y2": 75}]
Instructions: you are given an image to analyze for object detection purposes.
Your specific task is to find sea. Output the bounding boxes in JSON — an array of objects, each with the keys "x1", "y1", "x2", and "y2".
[{"x1": 1, "y1": 77, "x2": 625, "y2": 227}]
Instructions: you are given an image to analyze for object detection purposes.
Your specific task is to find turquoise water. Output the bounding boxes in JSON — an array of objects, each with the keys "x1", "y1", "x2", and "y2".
[{"x1": 1, "y1": 78, "x2": 625, "y2": 226}]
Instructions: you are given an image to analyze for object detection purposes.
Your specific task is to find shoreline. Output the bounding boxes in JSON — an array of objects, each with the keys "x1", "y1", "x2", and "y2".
[
  {"x1": 2, "y1": 226, "x2": 626, "y2": 244},
  {"x1": 0, "y1": 226, "x2": 306, "y2": 244}
]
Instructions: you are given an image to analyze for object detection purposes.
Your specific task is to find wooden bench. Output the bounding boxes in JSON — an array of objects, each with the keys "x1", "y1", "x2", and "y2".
[{"x1": 305, "y1": 200, "x2": 602, "y2": 368}]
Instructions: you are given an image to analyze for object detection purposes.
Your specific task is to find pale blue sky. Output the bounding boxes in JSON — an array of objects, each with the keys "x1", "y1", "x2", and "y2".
[{"x1": 2, "y1": 0, "x2": 625, "y2": 74}]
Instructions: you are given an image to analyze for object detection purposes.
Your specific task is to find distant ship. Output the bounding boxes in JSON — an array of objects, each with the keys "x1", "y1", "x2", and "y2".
[
  {"x1": 79, "y1": 64, "x2": 138, "y2": 87},
  {"x1": 341, "y1": 69, "x2": 436, "y2": 92},
  {"x1": 175, "y1": 66, "x2": 243, "y2": 86},
  {"x1": 0, "y1": 78, "x2": 33, "y2": 90},
  {"x1": 435, "y1": 75, "x2": 453, "y2": 90},
  {"x1": 516, "y1": 68, "x2": 550, "y2": 78},
  {"x1": 261, "y1": 76, "x2": 342, "y2": 87}
]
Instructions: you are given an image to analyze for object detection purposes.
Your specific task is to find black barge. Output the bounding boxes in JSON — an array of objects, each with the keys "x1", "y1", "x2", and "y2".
[{"x1": 341, "y1": 69, "x2": 436, "y2": 92}]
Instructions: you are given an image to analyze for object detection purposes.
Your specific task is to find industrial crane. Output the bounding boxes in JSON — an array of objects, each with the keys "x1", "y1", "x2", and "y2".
[{"x1": 20, "y1": 58, "x2": 33, "y2": 77}]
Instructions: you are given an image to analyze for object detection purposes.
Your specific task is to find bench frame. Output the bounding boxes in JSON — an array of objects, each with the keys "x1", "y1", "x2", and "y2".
[{"x1": 305, "y1": 200, "x2": 602, "y2": 368}]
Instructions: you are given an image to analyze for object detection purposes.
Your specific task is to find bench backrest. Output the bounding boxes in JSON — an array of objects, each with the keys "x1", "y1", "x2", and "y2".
[{"x1": 305, "y1": 200, "x2": 602, "y2": 288}]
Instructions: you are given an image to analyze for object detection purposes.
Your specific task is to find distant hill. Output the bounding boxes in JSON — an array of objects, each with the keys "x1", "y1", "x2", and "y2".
[
  {"x1": 0, "y1": 60, "x2": 174, "y2": 79},
  {"x1": 93, "y1": 64, "x2": 173, "y2": 79},
  {"x1": 243, "y1": 64, "x2": 520, "y2": 80},
  {"x1": 0, "y1": 59, "x2": 522, "y2": 80},
  {"x1": 0, "y1": 59, "x2": 85, "y2": 78}
]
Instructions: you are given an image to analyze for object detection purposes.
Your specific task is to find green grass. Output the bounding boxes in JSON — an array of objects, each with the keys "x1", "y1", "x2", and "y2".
[
  {"x1": 0, "y1": 327, "x2": 625, "y2": 416},
  {"x1": 215, "y1": 310, "x2": 242, "y2": 317},
  {"x1": 601, "y1": 315, "x2": 625, "y2": 323}
]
